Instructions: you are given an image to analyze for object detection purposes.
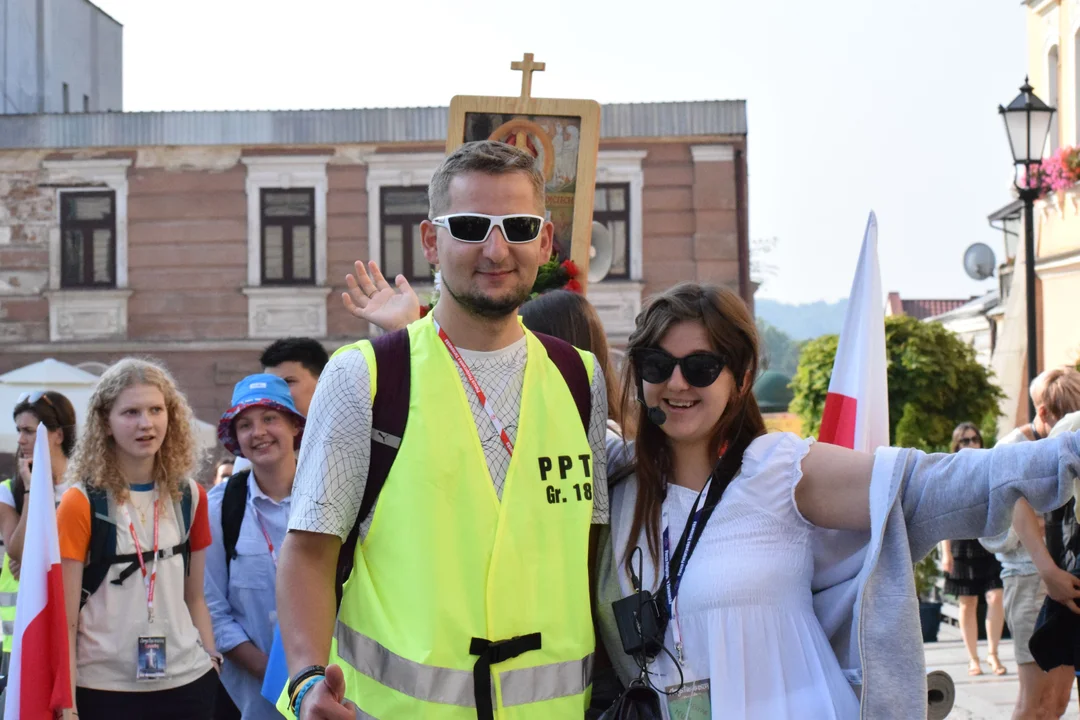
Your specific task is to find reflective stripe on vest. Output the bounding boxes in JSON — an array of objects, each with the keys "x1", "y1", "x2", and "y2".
[
  {"x1": 334, "y1": 621, "x2": 594, "y2": 708},
  {"x1": 0, "y1": 592, "x2": 16, "y2": 606},
  {"x1": 1, "y1": 620, "x2": 13, "y2": 637}
]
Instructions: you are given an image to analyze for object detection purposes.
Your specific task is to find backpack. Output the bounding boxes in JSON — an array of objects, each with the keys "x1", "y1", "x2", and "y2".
[
  {"x1": 220, "y1": 469, "x2": 253, "y2": 576},
  {"x1": 331, "y1": 327, "x2": 593, "y2": 608},
  {"x1": 79, "y1": 482, "x2": 194, "y2": 609}
]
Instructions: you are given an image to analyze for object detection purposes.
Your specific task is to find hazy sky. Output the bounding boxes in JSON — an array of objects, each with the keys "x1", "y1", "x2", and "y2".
[{"x1": 91, "y1": 0, "x2": 1028, "y2": 304}]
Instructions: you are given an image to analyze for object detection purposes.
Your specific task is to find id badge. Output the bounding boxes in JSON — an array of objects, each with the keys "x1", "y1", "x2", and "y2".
[
  {"x1": 665, "y1": 678, "x2": 711, "y2": 720},
  {"x1": 137, "y1": 636, "x2": 167, "y2": 680}
]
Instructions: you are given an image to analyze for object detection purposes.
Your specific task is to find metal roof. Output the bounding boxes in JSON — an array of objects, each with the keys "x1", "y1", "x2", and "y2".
[
  {"x1": 0, "y1": 100, "x2": 746, "y2": 150},
  {"x1": 924, "y1": 290, "x2": 1000, "y2": 323}
]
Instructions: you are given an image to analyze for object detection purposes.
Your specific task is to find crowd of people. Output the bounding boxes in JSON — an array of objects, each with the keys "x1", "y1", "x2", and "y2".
[{"x1": 0, "y1": 140, "x2": 1079, "y2": 720}]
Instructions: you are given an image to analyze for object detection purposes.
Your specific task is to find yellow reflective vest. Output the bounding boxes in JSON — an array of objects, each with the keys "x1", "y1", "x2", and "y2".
[
  {"x1": 0, "y1": 479, "x2": 19, "y2": 654},
  {"x1": 280, "y1": 317, "x2": 597, "y2": 719}
]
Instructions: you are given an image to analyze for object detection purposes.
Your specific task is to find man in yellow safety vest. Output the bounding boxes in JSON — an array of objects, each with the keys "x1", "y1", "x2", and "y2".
[{"x1": 276, "y1": 140, "x2": 609, "y2": 720}]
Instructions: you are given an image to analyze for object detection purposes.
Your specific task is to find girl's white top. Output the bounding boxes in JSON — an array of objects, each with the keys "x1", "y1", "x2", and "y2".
[{"x1": 611, "y1": 431, "x2": 860, "y2": 720}]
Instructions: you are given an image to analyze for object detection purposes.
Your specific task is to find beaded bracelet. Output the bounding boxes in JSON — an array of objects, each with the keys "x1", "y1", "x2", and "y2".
[{"x1": 291, "y1": 675, "x2": 324, "y2": 716}]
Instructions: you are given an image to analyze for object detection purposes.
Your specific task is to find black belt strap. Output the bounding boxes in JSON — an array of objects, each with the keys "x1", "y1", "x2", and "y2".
[
  {"x1": 468, "y1": 633, "x2": 542, "y2": 720},
  {"x1": 106, "y1": 542, "x2": 188, "y2": 585}
]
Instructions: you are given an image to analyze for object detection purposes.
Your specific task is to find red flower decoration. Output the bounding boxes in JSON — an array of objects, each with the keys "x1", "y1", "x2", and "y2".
[
  {"x1": 564, "y1": 279, "x2": 582, "y2": 293},
  {"x1": 560, "y1": 259, "x2": 580, "y2": 277}
]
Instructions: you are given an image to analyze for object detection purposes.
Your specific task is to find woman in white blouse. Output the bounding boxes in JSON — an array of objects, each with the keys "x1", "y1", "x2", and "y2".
[{"x1": 602, "y1": 281, "x2": 1080, "y2": 719}]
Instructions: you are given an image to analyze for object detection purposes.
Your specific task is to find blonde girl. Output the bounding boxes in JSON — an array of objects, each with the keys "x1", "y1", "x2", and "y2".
[{"x1": 57, "y1": 358, "x2": 221, "y2": 720}]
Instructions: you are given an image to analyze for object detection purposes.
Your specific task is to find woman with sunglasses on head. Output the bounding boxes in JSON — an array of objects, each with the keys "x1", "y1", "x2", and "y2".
[
  {"x1": 56, "y1": 359, "x2": 220, "y2": 720},
  {"x1": 939, "y1": 423, "x2": 1007, "y2": 678},
  {"x1": 0, "y1": 390, "x2": 77, "y2": 678},
  {"x1": 600, "y1": 282, "x2": 1080, "y2": 719}
]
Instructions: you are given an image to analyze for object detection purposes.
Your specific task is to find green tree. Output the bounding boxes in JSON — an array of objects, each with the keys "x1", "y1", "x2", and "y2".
[
  {"x1": 757, "y1": 319, "x2": 802, "y2": 377},
  {"x1": 790, "y1": 315, "x2": 1005, "y2": 453}
]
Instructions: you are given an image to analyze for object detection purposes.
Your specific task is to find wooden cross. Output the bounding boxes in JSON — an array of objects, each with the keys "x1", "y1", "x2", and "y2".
[{"x1": 511, "y1": 53, "x2": 545, "y2": 100}]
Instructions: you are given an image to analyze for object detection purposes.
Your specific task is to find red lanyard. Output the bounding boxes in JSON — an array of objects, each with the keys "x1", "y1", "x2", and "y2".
[
  {"x1": 117, "y1": 495, "x2": 160, "y2": 624},
  {"x1": 432, "y1": 318, "x2": 515, "y2": 458},
  {"x1": 250, "y1": 503, "x2": 278, "y2": 570}
]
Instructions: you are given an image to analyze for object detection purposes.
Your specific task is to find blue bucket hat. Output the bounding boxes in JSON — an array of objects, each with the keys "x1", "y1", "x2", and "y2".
[{"x1": 217, "y1": 374, "x2": 306, "y2": 458}]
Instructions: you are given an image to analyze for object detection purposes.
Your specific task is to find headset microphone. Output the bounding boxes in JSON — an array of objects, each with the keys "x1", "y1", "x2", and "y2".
[{"x1": 635, "y1": 375, "x2": 668, "y2": 426}]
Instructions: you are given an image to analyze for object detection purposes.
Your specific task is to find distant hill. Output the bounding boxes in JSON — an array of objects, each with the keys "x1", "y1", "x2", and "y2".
[{"x1": 755, "y1": 298, "x2": 848, "y2": 341}]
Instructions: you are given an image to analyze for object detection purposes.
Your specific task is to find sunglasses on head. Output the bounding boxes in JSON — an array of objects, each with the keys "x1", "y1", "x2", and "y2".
[
  {"x1": 16, "y1": 390, "x2": 54, "y2": 410},
  {"x1": 430, "y1": 213, "x2": 544, "y2": 244},
  {"x1": 632, "y1": 348, "x2": 727, "y2": 388}
]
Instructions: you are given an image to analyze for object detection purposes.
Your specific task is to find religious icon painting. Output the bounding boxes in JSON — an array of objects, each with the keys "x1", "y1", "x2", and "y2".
[
  {"x1": 462, "y1": 112, "x2": 584, "y2": 264},
  {"x1": 448, "y1": 93, "x2": 600, "y2": 292}
]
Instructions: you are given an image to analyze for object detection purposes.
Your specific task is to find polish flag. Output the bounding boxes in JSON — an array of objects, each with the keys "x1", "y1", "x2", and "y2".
[
  {"x1": 818, "y1": 212, "x2": 890, "y2": 452},
  {"x1": 4, "y1": 423, "x2": 72, "y2": 719}
]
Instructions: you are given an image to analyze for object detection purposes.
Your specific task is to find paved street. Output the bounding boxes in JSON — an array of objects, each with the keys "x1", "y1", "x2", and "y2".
[{"x1": 926, "y1": 624, "x2": 1080, "y2": 719}]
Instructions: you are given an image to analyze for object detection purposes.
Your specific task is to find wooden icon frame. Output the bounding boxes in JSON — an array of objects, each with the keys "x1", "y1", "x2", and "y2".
[{"x1": 447, "y1": 94, "x2": 601, "y2": 293}]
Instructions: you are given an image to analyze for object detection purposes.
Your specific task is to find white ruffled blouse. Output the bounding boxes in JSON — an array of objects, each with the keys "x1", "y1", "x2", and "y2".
[{"x1": 610, "y1": 432, "x2": 861, "y2": 720}]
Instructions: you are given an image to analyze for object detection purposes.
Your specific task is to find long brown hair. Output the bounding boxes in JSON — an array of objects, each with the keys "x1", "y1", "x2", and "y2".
[
  {"x1": 950, "y1": 422, "x2": 982, "y2": 452},
  {"x1": 66, "y1": 358, "x2": 200, "y2": 504},
  {"x1": 11, "y1": 390, "x2": 77, "y2": 507},
  {"x1": 620, "y1": 283, "x2": 767, "y2": 576},
  {"x1": 520, "y1": 289, "x2": 624, "y2": 428}
]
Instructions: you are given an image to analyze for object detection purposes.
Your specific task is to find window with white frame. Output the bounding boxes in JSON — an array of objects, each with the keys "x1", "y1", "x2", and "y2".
[
  {"x1": 241, "y1": 155, "x2": 329, "y2": 288},
  {"x1": 241, "y1": 156, "x2": 331, "y2": 339},
  {"x1": 380, "y1": 187, "x2": 432, "y2": 282},
  {"x1": 365, "y1": 153, "x2": 444, "y2": 276},
  {"x1": 594, "y1": 150, "x2": 646, "y2": 282},
  {"x1": 593, "y1": 183, "x2": 631, "y2": 280},
  {"x1": 41, "y1": 158, "x2": 133, "y2": 342}
]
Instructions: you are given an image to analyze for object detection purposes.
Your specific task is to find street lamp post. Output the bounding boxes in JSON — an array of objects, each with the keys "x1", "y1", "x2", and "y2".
[{"x1": 999, "y1": 78, "x2": 1056, "y2": 421}]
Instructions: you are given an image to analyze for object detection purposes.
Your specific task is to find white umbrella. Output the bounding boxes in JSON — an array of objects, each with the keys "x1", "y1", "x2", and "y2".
[{"x1": 0, "y1": 358, "x2": 219, "y2": 455}]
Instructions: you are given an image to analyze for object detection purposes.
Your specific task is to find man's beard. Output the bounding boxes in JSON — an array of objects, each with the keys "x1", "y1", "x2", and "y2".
[{"x1": 443, "y1": 275, "x2": 533, "y2": 320}]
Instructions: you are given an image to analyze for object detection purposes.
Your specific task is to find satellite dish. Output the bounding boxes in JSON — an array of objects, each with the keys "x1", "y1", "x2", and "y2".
[
  {"x1": 963, "y1": 243, "x2": 997, "y2": 281},
  {"x1": 588, "y1": 221, "x2": 613, "y2": 283}
]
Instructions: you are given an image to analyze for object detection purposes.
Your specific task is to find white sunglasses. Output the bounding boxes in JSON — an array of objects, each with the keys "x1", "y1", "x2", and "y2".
[{"x1": 430, "y1": 213, "x2": 545, "y2": 244}]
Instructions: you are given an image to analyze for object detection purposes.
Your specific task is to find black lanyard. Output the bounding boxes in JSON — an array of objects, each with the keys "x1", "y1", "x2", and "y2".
[{"x1": 660, "y1": 464, "x2": 727, "y2": 614}]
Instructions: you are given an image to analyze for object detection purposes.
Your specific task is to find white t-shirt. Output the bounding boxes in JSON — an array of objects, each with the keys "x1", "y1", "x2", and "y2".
[
  {"x1": 289, "y1": 334, "x2": 609, "y2": 542},
  {"x1": 0, "y1": 478, "x2": 70, "y2": 509},
  {"x1": 611, "y1": 433, "x2": 861, "y2": 720},
  {"x1": 59, "y1": 479, "x2": 214, "y2": 692}
]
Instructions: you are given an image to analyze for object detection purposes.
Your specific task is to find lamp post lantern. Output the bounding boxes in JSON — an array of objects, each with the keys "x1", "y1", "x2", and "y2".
[{"x1": 999, "y1": 78, "x2": 1055, "y2": 421}]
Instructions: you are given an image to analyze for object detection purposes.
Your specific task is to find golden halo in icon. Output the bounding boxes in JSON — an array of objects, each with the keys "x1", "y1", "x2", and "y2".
[{"x1": 489, "y1": 118, "x2": 556, "y2": 182}]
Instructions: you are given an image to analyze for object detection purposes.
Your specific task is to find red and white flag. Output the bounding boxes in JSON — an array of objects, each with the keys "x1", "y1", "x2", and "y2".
[
  {"x1": 818, "y1": 211, "x2": 890, "y2": 452},
  {"x1": 4, "y1": 423, "x2": 72, "y2": 719}
]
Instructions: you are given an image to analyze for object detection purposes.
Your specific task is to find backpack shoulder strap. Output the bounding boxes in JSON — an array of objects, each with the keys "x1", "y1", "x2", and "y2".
[
  {"x1": 177, "y1": 481, "x2": 193, "y2": 577},
  {"x1": 81, "y1": 486, "x2": 118, "y2": 608},
  {"x1": 221, "y1": 470, "x2": 251, "y2": 575},
  {"x1": 533, "y1": 332, "x2": 592, "y2": 434},
  {"x1": 175, "y1": 481, "x2": 193, "y2": 537},
  {"x1": 335, "y1": 328, "x2": 411, "y2": 609},
  {"x1": 6, "y1": 478, "x2": 25, "y2": 518}
]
